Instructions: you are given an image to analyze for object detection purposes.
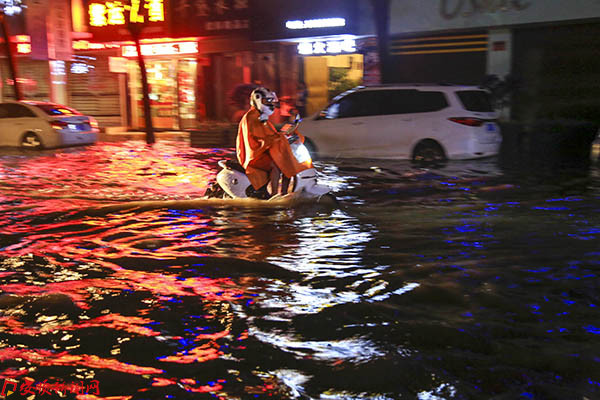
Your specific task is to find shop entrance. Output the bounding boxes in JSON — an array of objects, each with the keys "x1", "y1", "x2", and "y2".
[
  {"x1": 303, "y1": 54, "x2": 363, "y2": 116},
  {"x1": 128, "y1": 58, "x2": 197, "y2": 130}
]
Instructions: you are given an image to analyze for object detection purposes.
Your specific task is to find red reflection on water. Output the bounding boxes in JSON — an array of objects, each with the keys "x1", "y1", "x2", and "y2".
[
  {"x1": 0, "y1": 142, "x2": 217, "y2": 203},
  {"x1": 0, "y1": 347, "x2": 163, "y2": 375},
  {"x1": 1, "y1": 264, "x2": 243, "y2": 309},
  {"x1": 160, "y1": 341, "x2": 222, "y2": 364},
  {"x1": 0, "y1": 314, "x2": 164, "y2": 337}
]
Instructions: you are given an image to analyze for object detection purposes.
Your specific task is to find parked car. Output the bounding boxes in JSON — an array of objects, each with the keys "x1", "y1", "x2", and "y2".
[
  {"x1": 299, "y1": 84, "x2": 502, "y2": 162},
  {"x1": 0, "y1": 101, "x2": 99, "y2": 149}
]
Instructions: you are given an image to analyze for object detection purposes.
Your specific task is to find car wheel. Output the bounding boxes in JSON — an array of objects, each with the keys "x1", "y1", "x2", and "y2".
[
  {"x1": 21, "y1": 132, "x2": 43, "y2": 149},
  {"x1": 303, "y1": 137, "x2": 318, "y2": 160},
  {"x1": 412, "y1": 140, "x2": 447, "y2": 164}
]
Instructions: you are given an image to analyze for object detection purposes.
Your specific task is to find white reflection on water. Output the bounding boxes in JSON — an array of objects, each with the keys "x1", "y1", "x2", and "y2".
[
  {"x1": 272, "y1": 210, "x2": 376, "y2": 278},
  {"x1": 259, "y1": 281, "x2": 361, "y2": 315},
  {"x1": 417, "y1": 382, "x2": 458, "y2": 400},
  {"x1": 251, "y1": 328, "x2": 385, "y2": 364}
]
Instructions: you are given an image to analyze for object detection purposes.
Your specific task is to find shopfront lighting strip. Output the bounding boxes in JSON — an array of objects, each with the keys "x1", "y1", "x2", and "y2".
[
  {"x1": 121, "y1": 41, "x2": 198, "y2": 57},
  {"x1": 286, "y1": 18, "x2": 345, "y2": 30}
]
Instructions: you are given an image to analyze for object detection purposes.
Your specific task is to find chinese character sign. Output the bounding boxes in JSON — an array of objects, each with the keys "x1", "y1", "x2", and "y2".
[
  {"x1": 88, "y1": 0, "x2": 164, "y2": 26},
  {"x1": 170, "y1": 0, "x2": 249, "y2": 36},
  {"x1": 85, "y1": 0, "x2": 168, "y2": 40}
]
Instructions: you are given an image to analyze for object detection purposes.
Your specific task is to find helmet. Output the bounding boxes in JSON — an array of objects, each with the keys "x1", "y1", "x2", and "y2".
[{"x1": 250, "y1": 87, "x2": 278, "y2": 122}]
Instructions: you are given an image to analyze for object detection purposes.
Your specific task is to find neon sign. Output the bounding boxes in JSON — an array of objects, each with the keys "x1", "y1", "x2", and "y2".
[
  {"x1": 286, "y1": 18, "x2": 345, "y2": 30},
  {"x1": 297, "y1": 39, "x2": 356, "y2": 55},
  {"x1": 121, "y1": 41, "x2": 198, "y2": 57},
  {"x1": 88, "y1": 0, "x2": 164, "y2": 27}
]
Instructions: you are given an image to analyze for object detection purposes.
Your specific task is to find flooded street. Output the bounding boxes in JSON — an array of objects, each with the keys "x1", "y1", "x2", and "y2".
[{"x1": 0, "y1": 141, "x2": 599, "y2": 400}]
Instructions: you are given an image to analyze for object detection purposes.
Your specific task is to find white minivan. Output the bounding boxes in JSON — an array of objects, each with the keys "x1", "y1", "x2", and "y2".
[{"x1": 299, "y1": 84, "x2": 502, "y2": 162}]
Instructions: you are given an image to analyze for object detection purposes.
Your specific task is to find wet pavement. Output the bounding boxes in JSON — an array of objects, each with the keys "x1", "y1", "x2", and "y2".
[{"x1": 0, "y1": 140, "x2": 599, "y2": 399}]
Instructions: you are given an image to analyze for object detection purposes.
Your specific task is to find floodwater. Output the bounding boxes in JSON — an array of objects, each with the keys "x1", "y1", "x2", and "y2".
[{"x1": 0, "y1": 141, "x2": 599, "y2": 400}]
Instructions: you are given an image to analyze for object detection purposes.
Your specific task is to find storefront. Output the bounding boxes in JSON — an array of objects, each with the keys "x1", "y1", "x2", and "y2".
[
  {"x1": 79, "y1": 0, "x2": 253, "y2": 129},
  {"x1": 250, "y1": 0, "x2": 369, "y2": 116},
  {"x1": 121, "y1": 39, "x2": 199, "y2": 129},
  {"x1": 387, "y1": 0, "x2": 600, "y2": 122}
]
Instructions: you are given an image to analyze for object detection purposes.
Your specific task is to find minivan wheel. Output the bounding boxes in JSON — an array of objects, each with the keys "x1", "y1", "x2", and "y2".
[
  {"x1": 21, "y1": 132, "x2": 43, "y2": 149},
  {"x1": 412, "y1": 140, "x2": 447, "y2": 164}
]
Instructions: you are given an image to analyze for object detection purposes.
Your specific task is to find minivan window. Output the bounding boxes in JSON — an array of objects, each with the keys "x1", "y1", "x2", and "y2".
[
  {"x1": 326, "y1": 90, "x2": 448, "y2": 119},
  {"x1": 385, "y1": 90, "x2": 448, "y2": 114},
  {"x1": 337, "y1": 92, "x2": 381, "y2": 118},
  {"x1": 456, "y1": 90, "x2": 493, "y2": 112}
]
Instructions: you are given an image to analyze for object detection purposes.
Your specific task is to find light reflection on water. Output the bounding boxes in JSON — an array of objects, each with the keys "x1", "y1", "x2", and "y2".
[{"x1": 0, "y1": 141, "x2": 599, "y2": 399}]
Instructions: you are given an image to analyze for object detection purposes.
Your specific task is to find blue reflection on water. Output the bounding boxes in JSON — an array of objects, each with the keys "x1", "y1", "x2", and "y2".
[{"x1": 584, "y1": 325, "x2": 600, "y2": 334}]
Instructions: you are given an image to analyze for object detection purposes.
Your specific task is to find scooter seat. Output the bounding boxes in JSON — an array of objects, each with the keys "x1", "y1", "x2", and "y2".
[{"x1": 221, "y1": 159, "x2": 247, "y2": 173}]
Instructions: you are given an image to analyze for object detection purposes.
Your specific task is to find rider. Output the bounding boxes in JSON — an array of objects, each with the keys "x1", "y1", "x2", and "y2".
[{"x1": 236, "y1": 87, "x2": 311, "y2": 199}]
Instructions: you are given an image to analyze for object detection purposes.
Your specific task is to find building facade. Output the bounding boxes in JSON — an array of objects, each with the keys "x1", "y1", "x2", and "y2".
[{"x1": 386, "y1": 0, "x2": 600, "y2": 122}]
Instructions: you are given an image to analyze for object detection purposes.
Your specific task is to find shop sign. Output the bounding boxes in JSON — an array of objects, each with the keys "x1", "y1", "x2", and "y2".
[
  {"x1": 84, "y1": 0, "x2": 169, "y2": 41},
  {"x1": 72, "y1": 40, "x2": 121, "y2": 50},
  {"x1": 390, "y1": 0, "x2": 600, "y2": 34},
  {"x1": 286, "y1": 17, "x2": 346, "y2": 30},
  {"x1": 250, "y1": 0, "x2": 358, "y2": 41},
  {"x1": 121, "y1": 40, "x2": 198, "y2": 57},
  {"x1": 47, "y1": 0, "x2": 73, "y2": 60},
  {"x1": 23, "y1": 0, "x2": 71, "y2": 60},
  {"x1": 88, "y1": 0, "x2": 165, "y2": 26},
  {"x1": 170, "y1": 0, "x2": 249, "y2": 36},
  {"x1": 297, "y1": 38, "x2": 356, "y2": 55}
]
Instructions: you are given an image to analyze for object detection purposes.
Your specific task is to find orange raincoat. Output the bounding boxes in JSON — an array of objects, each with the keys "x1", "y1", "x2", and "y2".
[{"x1": 237, "y1": 107, "x2": 312, "y2": 190}]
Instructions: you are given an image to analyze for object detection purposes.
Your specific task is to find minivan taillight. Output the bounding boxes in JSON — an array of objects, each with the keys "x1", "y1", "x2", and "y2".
[
  {"x1": 51, "y1": 120, "x2": 68, "y2": 130},
  {"x1": 448, "y1": 117, "x2": 485, "y2": 127}
]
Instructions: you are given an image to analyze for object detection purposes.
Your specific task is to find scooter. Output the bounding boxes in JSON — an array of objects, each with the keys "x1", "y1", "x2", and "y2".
[{"x1": 205, "y1": 116, "x2": 333, "y2": 202}]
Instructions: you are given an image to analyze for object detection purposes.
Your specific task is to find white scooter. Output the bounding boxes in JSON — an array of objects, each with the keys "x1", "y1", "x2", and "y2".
[{"x1": 205, "y1": 116, "x2": 333, "y2": 202}]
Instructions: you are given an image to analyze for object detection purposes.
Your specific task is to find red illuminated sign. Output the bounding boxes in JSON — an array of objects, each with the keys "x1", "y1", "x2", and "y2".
[
  {"x1": 85, "y1": 0, "x2": 169, "y2": 41},
  {"x1": 88, "y1": 0, "x2": 164, "y2": 26},
  {"x1": 121, "y1": 40, "x2": 197, "y2": 57}
]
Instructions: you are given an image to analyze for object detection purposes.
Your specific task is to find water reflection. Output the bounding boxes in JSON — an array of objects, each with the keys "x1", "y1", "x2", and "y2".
[{"x1": 0, "y1": 142, "x2": 598, "y2": 399}]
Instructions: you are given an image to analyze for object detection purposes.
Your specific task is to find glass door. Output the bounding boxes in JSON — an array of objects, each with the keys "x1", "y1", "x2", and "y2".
[{"x1": 177, "y1": 59, "x2": 197, "y2": 129}]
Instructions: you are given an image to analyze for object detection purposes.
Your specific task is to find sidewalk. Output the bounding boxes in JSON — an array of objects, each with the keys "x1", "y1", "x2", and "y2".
[{"x1": 99, "y1": 125, "x2": 237, "y2": 148}]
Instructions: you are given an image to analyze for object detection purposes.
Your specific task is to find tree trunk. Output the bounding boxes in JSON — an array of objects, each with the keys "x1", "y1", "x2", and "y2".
[
  {"x1": 0, "y1": 14, "x2": 22, "y2": 100},
  {"x1": 371, "y1": 0, "x2": 391, "y2": 84},
  {"x1": 132, "y1": 32, "x2": 155, "y2": 145}
]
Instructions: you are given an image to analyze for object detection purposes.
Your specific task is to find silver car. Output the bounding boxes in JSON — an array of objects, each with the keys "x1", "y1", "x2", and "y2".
[{"x1": 0, "y1": 101, "x2": 99, "y2": 149}]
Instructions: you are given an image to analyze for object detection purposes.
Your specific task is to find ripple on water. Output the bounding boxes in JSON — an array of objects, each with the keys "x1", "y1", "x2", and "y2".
[{"x1": 0, "y1": 142, "x2": 599, "y2": 399}]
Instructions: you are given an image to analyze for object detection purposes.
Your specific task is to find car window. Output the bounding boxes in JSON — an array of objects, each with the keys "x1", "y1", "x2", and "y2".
[
  {"x1": 26, "y1": 102, "x2": 82, "y2": 116},
  {"x1": 385, "y1": 90, "x2": 448, "y2": 114},
  {"x1": 0, "y1": 103, "x2": 36, "y2": 118},
  {"x1": 324, "y1": 89, "x2": 449, "y2": 119},
  {"x1": 326, "y1": 92, "x2": 381, "y2": 119},
  {"x1": 456, "y1": 90, "x2": 493, "y2": 112}
]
